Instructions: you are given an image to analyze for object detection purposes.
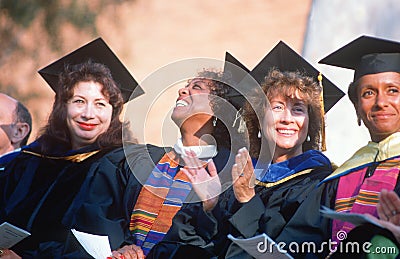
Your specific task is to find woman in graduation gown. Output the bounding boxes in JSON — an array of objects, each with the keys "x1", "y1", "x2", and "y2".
[
  {"x1": 0, "y1": 38, "x2": 151, "y2": 258},
  {"x1": 110, "y1": 67, "x2": 244, "y2": 259},
  {"x1": 316, "y1": 35, "x2": 400, "y2": 258},
  {"x1": 221, "y1": 42, "x2": 345, "y2": 259},
  {"x1": 157, "y1": 41, "x2": 344, "y2": 259}
]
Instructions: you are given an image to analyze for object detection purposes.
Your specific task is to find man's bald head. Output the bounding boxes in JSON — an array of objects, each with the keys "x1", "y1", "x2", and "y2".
[{"x1": 0, "y1": 93, "x2": 32, "y2": 156}]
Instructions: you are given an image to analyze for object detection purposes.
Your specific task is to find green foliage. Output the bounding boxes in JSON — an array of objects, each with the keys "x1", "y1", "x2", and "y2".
[
  {"x1": 0, "y1": 0, "x2": 134, "y2": 98},
  {"x1": 0, "y1": 0, "x2": 132, "y2": 50},
  {"x1": 0, "y1": 1, "x2": 41, "y2": 28}
]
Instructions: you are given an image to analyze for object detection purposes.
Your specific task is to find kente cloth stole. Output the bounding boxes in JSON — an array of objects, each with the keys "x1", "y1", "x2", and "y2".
[
  {"x1": 331, "y1": 157, "x2": 400, "y2": 245},
  {"x1": 129, "y1": 153, "x2": 191, "y2": 255}
]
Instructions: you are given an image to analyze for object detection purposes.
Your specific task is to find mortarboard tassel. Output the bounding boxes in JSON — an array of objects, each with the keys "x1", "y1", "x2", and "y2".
[
  {"x1": 232, "y1": 108, "x2": 246, "y2": 133},
  {"x1": 318, "y1": 72, "x2": 327, "y2": 151}
]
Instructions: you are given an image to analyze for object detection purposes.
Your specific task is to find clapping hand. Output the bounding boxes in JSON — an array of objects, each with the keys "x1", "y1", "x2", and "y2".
[
  {"x1": 180, "y1": 150, "x2": 221, "y2": 212},
  {"x1": 231, "y1": 147, "x2": 256, "y2": 203},
  {"x1": 364, "y1": 214, "x2": 400, "y2": 244},
  {"x1": 377, "y1": 189, "x2": 400, "y2": 225},
  {"x1": 359, "y1": 189, "x2": 400, "y2": 245}
]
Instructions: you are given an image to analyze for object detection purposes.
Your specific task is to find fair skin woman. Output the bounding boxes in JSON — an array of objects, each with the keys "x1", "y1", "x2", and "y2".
[
  {"x1": 168, "y1": 66, "x2": 335, "y2": 259},
  {"x1": 67, "y1": 81, "x2": 113, "y2": 150},
  {"x1": 0, "y1": 58, "x2": 146, "y2": 258},
  {"x1": 1, "y1": 81, "x2": 114, "y2": 259},
  {"x1": 1, "y1": 81, "x2": 125, "y2": 259},
  {"x1": 219, "y1": 68, "x2": 336, "y2": 259},
  {"x1": 232, "y1": 91, "x2": 309, "y2": 202}
]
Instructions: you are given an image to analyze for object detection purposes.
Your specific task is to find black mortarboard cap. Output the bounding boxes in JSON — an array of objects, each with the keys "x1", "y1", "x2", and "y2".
[
  {"x1": 251, "y1": 41, "x2": 345, "y2": 113},
  {"x1": 319, "y1": 35, "x2": 400, "y2": 82},
  {"x1": 38, "y1": 37, "x2": 144, "y2": 103},
  {"x1": 223, "y1": 52, "x2": 251, "y2": 109}
]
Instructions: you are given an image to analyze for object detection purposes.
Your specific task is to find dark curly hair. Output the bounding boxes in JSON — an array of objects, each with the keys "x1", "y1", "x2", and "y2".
[
  {"x1": 191, "y1": 68, "x2": 246, "y2": 151},
  {"x1": 244, "y1": 68, "x2": 323, "y2": 159},
  {"x1": 38, "y1": 60, "x2": 135, "y2": 153}
]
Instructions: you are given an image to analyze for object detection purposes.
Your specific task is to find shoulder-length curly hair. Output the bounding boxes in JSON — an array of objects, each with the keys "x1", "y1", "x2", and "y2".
[
  {"x1": 38, "y1": 60, "x2": 134, "y2": 153},
  {"x1": 244, "y1": 68, "x2": 323, "y2": 159}
]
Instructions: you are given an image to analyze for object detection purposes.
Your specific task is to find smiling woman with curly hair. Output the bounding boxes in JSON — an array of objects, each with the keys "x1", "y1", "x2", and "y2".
[
  {"x1": 111, "y1": 65, "x2": 247, "y2": 259},
  {"x1": 0, "y1": 39, "x2": 150, "y2": 258}
]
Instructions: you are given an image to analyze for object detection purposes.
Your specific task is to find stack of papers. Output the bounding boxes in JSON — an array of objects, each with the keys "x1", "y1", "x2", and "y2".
[{"x1": 0, "y1": 222, "x2": 31, "y2": 248}]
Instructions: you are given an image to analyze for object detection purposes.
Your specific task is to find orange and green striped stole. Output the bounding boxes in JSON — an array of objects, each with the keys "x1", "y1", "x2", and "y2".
[
  {"x1": 129, "y1": 153, "x2": 191, "y2": 255},
  {"x1": 332, "y1": 156, "x2": 400, "y2": 245}
]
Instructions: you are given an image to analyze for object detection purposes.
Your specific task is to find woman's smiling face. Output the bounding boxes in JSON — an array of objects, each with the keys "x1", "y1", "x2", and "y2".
[
  {"x1": 262, "y1": 91, "x2": 309, "y2": 161},
  {"x1": 66, "y1": 81, "x2": 113, "y2": 150},
  {"x1": 356, "y1": 72, "x2": 400, "y2": 142},
  {"x1": 171, "y1": 78, "x2": 214, "y2": 127}
]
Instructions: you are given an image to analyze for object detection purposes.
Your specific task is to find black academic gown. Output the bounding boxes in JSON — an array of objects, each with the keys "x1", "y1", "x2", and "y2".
[
  {"x1": 222, "y1": 172, "x2": 335, "y2": 259},
  {"x1": 150, "y1": 151, "x2": 336, "y2": 259},
  {"x1": 222, "y1": 151, "x2": 337, "y2": 259},
  {"x1": 0, "y1": 141, "x2": 165, "y2": 259},
  {"x1": 317, "y1": 158, "x2": 400, "y2": 258},
  {"x1": 146, "y1": 147, "x2": 234, "y2": 259},
  {"x1": 69, "y1": 145, "x2": 230, "y2": 258}
]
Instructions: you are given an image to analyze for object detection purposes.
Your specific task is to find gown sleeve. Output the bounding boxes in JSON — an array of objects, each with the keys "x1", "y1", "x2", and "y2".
[
  {"x1": 147, "y1": 187, "x2": 234, "y2": 258},
  {"x1": 228, "y1": 194, "x2": 265, "y2": 238},
  {"x1": 63, "y1": 144, "x2": 164, "y2": 257},
  {"x1": 224, "y1": 169, "x2": 337, "y2": 259},
  {"x1": 163, "y1": 201, "x2": 221, "y2": 247}
]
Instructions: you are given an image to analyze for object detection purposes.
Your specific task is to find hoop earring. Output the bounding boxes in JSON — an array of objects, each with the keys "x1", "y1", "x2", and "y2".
[{"x1": 213, "y1": 117, "x2": 217, "y2": 127}]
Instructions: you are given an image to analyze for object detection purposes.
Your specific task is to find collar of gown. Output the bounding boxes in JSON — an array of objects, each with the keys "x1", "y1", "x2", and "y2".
[
  {"x1": 173, "y1": 138, "x2": 218, "y2": 159},
  {"x1": 23, "y1": 140, "x2": 101, "y2": 162},
  {"x1": 323, "y1": 132, "x2": 400, "y2": 183},
  {"x1": 255, "y1": 149, "x2": 331, "y2": 183}
]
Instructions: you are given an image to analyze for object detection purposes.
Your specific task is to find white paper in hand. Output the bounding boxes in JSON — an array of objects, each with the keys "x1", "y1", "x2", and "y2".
[
  {"x1": 320, "y1": 206, "x2": 383, "y2": 227},
  {"x1": 71, "y1": 229, "x2": 112, "y2": 259},
  {"x1": 0, "y1": 222, "x2": 30, "y2": 249}
]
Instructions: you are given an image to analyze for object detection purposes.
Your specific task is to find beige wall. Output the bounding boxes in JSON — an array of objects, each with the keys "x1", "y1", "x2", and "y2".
[
  {"x1": 0, "y1": 0, "x2": 312, "y2": 151},
  {"x1": 104, "y1": 0, "x2": 312, "y2": 146}
]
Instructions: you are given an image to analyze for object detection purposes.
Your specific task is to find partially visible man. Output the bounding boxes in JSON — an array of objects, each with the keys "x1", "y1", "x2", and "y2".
[{"x1": 0, "y1": 93, "x2": 32, "y2": 159}]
